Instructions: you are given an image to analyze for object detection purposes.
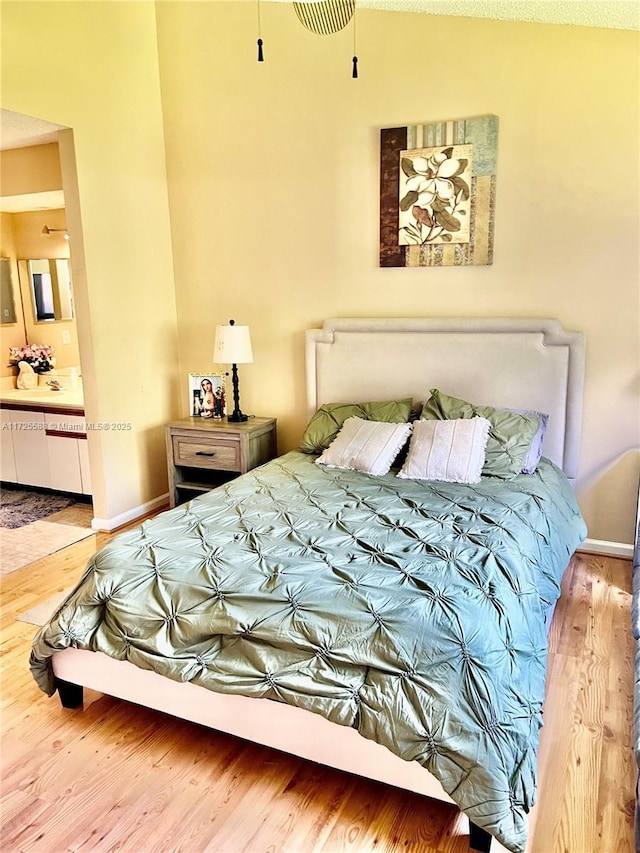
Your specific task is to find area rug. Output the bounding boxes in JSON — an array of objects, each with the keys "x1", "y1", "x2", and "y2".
[
  {"x1": 1, "y1": 521, "x2": 95, "y2": 576},
  {"x1": 0, "y1": 487, "x2": 78, "y2": 529},
  {"x1": 16, "y1": 586, "x2": 75, "y2": 627}
]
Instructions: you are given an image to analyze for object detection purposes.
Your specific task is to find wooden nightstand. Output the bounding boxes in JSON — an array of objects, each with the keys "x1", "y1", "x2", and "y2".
[{"x1": 165, "y1": 416, "x2": 277, "y2": 508}]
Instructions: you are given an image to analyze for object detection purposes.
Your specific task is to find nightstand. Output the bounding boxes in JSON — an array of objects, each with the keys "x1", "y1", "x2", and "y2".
[{"x1": 165, "y1": 416, "x2": 277, "y2": 508}]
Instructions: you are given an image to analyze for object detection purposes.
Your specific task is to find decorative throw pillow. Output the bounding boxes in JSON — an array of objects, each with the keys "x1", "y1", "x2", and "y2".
[
  {"x1": 300, "y1": 398, "x2": 413, "y2": 454},
  {"x1": 397, "y1": 417, "x2": 491, "y2": 484},
  {"x1": 315, "y1": 417, "x2": 412, "y2": 476},
  {"x1": 507, "y1": 409, "x2": 549, "y2": 474},
  {"x1": 420, "y1": 389, "x2": 540, "y2": 479}
]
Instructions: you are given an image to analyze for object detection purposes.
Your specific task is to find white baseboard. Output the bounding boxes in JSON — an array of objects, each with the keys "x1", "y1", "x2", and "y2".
[
  {"x1": 91, "y1": 493, "x2": 170, "y2": 532},
  {"x1": 578, "y1": 538, "x2": 634, "y2": 560}
]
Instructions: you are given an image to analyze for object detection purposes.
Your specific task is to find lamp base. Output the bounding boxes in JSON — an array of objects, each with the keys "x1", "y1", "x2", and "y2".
[{"x1": 227, "y1": 363, "x2": 249, "y2": 423}]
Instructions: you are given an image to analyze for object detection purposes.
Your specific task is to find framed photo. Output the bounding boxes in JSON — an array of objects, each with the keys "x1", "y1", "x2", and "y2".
[
  {"x1": 380, "y1": 114, "x2": 498, "y2": 267},
  {"x1": 188, "y1": 373, "x2": 226, "y2": 419}
]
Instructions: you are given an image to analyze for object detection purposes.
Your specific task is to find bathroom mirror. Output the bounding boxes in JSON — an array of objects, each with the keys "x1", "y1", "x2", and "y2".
[
  {"x1": 18, "y1": 258, "x2": 74, "y2": 323},
  {"x1": 0, "y1": 258, "x2": 17, "y2": 324}
]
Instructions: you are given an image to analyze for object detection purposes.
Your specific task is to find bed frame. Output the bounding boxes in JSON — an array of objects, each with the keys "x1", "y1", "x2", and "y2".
[{"x1": 51, "y1": 318, "x2": 585, "y2": 853}]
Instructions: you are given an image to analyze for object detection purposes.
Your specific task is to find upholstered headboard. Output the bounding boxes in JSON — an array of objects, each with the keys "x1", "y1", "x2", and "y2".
[{"x1": 305, "y1": 318, "x2": 585, "y2": 483}]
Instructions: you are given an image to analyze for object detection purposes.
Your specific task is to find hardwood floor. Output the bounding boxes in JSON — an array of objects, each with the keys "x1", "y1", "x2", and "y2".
[{"x1": 0, "y1": 533, "x2": 635, "y2": 853}]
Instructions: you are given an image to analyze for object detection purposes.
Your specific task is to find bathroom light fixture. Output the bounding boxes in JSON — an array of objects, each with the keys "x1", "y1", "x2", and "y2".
[
  {"x1": 257, "y1": 0, "x2": 359, "y2": 77},
  {"x1": 213, "y1": 319, "x2": 253, "y2": 422},
  {"x1": 42, "y1": 225, "x2": 69, "y2": 240}
]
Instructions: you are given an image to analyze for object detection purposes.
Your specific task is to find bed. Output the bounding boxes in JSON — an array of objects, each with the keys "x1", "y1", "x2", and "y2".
[{"x1": 29, "y1": 317, "x2": 587, "y2": 853}]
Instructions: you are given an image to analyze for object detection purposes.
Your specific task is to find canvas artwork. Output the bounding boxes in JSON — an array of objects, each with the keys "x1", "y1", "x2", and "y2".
[
  {"x1": 189, "y1": 373, "x2": 226, "y2": 419},
  {"x1": 380, "y1": 115, "x2": 498, "y2": 267}
]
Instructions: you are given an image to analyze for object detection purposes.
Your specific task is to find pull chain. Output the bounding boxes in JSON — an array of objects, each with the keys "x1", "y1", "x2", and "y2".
[
  {"x1": 257, "y1": 0, "x2": 264, "y2": 61},
  {"x1": 352, "y1": 2, "x2": 358, "y2": 78}
]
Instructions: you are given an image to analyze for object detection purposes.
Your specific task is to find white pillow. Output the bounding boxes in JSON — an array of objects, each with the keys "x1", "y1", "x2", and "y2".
[
  {"x1": 397, "y1": 417, "x2": 491, "y2": 484},
  {"x1": 316, "y1": 417, "x2": 412, "y2": 476}
]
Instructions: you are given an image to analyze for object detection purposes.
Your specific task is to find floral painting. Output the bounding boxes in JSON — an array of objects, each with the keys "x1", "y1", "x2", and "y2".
[
  {"x1": 398, "y1": 144, "x2": 473, "y2": 246},
  {"x1": 380, "y1": 115, "x2": 498, "y2": 267}
]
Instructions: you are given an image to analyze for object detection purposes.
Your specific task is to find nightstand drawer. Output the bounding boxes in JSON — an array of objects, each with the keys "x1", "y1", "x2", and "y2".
[
  {"x1": 172, "y1": 436, "x2": 240, "y2": 471},
  {"x1": 166, "y1": 417, "x2": 277, "y2": 508}
]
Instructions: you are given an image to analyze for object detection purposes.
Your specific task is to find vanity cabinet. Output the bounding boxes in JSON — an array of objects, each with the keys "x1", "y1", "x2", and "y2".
[
  {"x1": 2, "y1": 408, "x2": 51, "y2": 487},
  {"x1": 45, "y1": 413, "x2": 91, "y2": 495},
  {"x1": 0, "y1": 409, "x2": 18, "y2": 482},
  {"x1": 0, "y1": 405, "x2": 91, "y2": 495}
]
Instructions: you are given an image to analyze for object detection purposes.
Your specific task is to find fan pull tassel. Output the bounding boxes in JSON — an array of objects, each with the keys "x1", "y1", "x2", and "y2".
[
  {"x1": 352, "y1": 3, "x2": 358, "y2": 77},
  {"x1": 256, "y1": 0, "x2": 264, "y2": 61}
]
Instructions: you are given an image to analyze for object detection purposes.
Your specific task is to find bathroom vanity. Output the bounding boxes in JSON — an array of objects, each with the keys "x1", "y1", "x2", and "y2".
[{"x1": 0, "y1": 386, "x2": 91, "y2": 495}]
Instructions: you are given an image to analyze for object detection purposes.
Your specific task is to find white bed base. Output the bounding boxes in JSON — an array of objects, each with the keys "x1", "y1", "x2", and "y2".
[{"x1": 51, "y1": 318, "x2": 585, "y2": 852}]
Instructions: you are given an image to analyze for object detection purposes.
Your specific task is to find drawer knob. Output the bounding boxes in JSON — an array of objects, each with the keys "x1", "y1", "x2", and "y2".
[{"x1": 195, "y1": 450, "x2": 216, "y2": 457}]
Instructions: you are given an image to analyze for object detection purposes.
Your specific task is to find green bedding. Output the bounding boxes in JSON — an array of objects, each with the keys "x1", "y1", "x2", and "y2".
[{"x1": 30, "y1": 451, "x2": 586, "y2": 852}]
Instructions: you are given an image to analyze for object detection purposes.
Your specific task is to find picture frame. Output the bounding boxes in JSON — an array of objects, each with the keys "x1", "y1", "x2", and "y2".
[
  {"x1": 188, "y1": 373, "x2": 226, "y2": 419},
  {"x1": 380, "y1": 114, "x2": 498, "y2": 267}
]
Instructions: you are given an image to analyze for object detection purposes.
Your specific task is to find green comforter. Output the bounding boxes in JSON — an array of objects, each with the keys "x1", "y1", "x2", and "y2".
[{"x1": 30, "y1": 451, "x2": 586, "y2": 852}]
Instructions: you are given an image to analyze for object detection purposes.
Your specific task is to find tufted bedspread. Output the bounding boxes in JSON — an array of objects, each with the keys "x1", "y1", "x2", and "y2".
[{"x1": 30, "y1": 451, "x2": 586, "y2": 853}]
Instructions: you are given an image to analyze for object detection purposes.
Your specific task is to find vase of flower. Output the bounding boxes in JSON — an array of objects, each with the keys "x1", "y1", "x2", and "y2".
[{"x1": 8, "y1": 344, "x2": 56, "y2": 388}]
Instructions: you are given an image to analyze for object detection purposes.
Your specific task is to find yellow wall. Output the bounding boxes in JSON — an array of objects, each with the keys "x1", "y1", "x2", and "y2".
[
  {"x1": 0, "y1": 143, "x2": 62, "y2": 197},
  {"x1": 0, "y1": 214, "x2": 24, "y2": 360},
  {"x1": 0, "y1": 146, "x2": 78, "y2": 377},
  {"x1": 0, "y1": 208, "x2": 82, "y2": 377},
  {"x1": 157, "y1": 3, "x2": 639, "y2": 544},
  {"x1": 1, "y1": 2, "x2": 637, "y2": 543},
  {"x1": 1, "y1": 1, "x2": 179, "y2": 523}
]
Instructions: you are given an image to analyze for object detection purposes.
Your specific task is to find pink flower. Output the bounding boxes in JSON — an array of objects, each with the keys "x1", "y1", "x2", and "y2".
[{"x1": 8, "y1": 344, "x2": 56, "y2": 373}]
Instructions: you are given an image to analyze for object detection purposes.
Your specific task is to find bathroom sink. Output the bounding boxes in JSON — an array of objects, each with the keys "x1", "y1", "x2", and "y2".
[
  {"x1": 0, "y1": 386, "x2": 85, "y2": 408},
  {"x1": 11, "y1": 387, "x2": 68, "y2": 398}
]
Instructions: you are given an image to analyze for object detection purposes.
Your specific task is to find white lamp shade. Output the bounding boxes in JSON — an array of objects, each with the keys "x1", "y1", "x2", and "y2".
[{"x1": 214, "y1": 323, "x2": 253, "y2": 364}]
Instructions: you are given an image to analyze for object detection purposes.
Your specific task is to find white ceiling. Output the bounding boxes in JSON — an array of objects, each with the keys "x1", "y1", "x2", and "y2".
[
  {"x1": 275, "y1": 0, "x2": 640, "y2": 30},
  {"x1": 0, "y1": 109, "x2": 66, "y2": 152},
  {"x1": 0, "y1": 111, "x2": 67, "y2": 211}
]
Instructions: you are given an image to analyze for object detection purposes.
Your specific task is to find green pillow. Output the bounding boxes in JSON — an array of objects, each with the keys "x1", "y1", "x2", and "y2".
[
  {"x1": 420, "y1": 389, "x2": 539, "y2": 479},
  {"x1": 300, "y1": 399, "x2": 413, "y2": 454}
]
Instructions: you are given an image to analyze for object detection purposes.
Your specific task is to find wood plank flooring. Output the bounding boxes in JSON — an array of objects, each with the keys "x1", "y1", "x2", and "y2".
[{"x1": 0, "y1": 531, "x2": 635, "y2": 853}]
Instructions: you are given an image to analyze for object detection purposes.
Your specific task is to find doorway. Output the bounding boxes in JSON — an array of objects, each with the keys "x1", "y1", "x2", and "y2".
[{"x1": 0, "y1": 109, "x2": 94, "y2": 533}]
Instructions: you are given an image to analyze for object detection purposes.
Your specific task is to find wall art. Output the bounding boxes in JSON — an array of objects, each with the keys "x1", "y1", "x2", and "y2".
[{"x1": 380, "y1": 115, "x2": 498, "y2": 267}]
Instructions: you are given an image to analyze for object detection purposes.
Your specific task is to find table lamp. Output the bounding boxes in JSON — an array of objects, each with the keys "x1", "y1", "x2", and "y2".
[{"x1": 213, "y1": 319, "x2": 253, "y2": 422}]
